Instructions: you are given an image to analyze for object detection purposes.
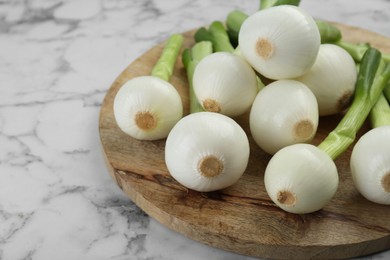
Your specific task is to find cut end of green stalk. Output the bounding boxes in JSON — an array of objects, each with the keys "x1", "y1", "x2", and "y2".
[
  {"x1": 226, "y1": 10, "x2": 248, "y2": 32},
  {"x1": 198, "y1": 155, "x2": 224, "y2": 178},
  {"x1": 277, "y1": 190, "x2": 297, "y2": 206},
  {"x1": 315, "y1": 20, "x2": 342, "y2": 44},
  {"x1": 151, "y1": 34, "x2": 184, "y2": 81},
  {"x1": 135, "y1": 111, "x2": 157, "y2": 131},
  {"x1": 370, "y1": 94, "x2": 390, "y2": 128},
  {"x1": 194, "y1": 27, "x2": 213, "y2": 43},
  {"x1": 382, "y1": 172, "x2": 390, "y2": 193},
  {"x1": 203, "y1": 99, "x2": 222, "y2": 113}
]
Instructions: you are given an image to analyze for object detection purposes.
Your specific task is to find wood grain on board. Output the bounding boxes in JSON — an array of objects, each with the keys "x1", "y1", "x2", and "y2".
[{"x1": 99, "y1": 23, "x2": 390, "y2": 259}]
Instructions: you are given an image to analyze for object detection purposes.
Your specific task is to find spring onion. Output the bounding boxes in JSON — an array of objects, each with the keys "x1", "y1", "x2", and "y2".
[
  {"x1": 295, "y1": 44, "x2": 357, "y2": 116},
  {"x1": 192, "y1": 21, "x2": 258, "y2": 117},
  {"x1": 265, "y1": 143, "x2": 339, "y2": 214},
  {"x1": 265, "y1": 47, "x2": 390, "y2": 214},
  {"x1": 165, "y1": 21, "x2": 257, "y2": 192},
  {"x1": 238, "y1": 5, "x2": 320, "y2": 80},
  {"x1": 315, "y1": 20, "x2": 342, "y2": 43},
  {"x1": 113, "y1": 34, "x2": 184, "y2": 140},
  {"x1": 350, "y1": 90, "x2": 390, "y2": 205},
  {"x1": 165, "y1": 112, "x2": 250, "y2": 192},
  {"x1": 193, "y1": 52, "x2": 258, "y2": 116},
  {"x1": 318, "y1": 50, "x2": 390, "y2": 159},
  {"x1": 350, "y1": 125, "x2": 390, "y2": 205},
  {"x1": 250, "y1": 80, "x2": 319, "y2": 155}
]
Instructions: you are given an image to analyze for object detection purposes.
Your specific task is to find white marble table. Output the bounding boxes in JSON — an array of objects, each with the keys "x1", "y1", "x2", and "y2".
[{"x1": 1, "y1": 0, "x2": 389, "y2": 259}]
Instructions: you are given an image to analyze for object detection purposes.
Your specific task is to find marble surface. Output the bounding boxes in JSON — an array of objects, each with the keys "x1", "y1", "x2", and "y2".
[{"x1": 0, "y1": 0, "x2": 389, "y2": 259}]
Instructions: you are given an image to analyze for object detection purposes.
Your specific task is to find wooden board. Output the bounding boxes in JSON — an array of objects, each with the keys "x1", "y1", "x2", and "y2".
[{"x1": 99, "y1": 23, "x2": 390, "y2": 259}]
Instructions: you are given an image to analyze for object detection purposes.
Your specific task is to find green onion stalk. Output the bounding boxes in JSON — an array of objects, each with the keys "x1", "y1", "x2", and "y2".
[
  {"x1": 370, "y1": 93, "x2": 390, "y2": 128},
  {"x1": 194, "y1": 21, "x2": 235, "y2": 52},
  {"x1": 182, "y1": 21, "x2": 234, "y2": 113},
  {"x1": 151, "y1": 34, "x2": 184, "y2": 81},
  {"x1": 315, "y1": 20, "x2": 342, "y2": 43},
  {"x1": 383, "y1": 81, "x2": 390, "y2": 103},
  {"x1": 262, "y1": 48, "x2": 390, "y2": 214},
  {"x1": 182, "y1": 42, "x2": 213, "y2": 113},
  {"x1": 318, "y1": 48, "x2": 390, "y2": 160},
  {"x1": 185, "y1": 21, "x2": 238, "y2": 113}
]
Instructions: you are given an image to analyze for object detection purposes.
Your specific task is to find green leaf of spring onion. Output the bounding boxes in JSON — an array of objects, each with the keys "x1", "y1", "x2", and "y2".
[
  {"x1": 182, "y1": 41, "x2": 213, "y2": 113},
  {"x1": 315, "y1": 20, "x2": 342, "y2": 43},
  {"x1": 194, "y1": 22, "x2": 235, "y2": 52},
  {"x1": 370, "y1": 93, "x2": 390, "y2": 128},
  {"x1": 194, "y1": 27, "x2": 214, "y2": 43}
]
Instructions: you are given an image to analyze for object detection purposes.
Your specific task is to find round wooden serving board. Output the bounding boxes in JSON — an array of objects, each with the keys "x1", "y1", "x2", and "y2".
[{"x1": 99, "y1": 23, "x2": 390, "y2": 259}]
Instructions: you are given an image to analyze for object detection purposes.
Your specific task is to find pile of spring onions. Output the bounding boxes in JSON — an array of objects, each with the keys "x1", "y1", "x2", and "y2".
[{"x1": 113, "y1": 0, "x2": 390, "y2": 214}]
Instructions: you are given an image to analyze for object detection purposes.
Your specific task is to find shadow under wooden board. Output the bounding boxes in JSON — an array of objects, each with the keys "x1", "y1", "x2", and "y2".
[{"x1": 99, "y1": 22, "x2": 390, "y2": 259}]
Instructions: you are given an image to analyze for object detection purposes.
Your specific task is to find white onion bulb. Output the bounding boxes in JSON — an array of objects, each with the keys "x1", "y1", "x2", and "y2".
[
  {"x1": 113, "y1": 76, "x2": 183, "y2": 140},
  {"x1": 193, "y1": 52, "x2": 258, "y2": 117},
  {"x1": 249, "y1": 80, "x2": 319, "y2": 155},
  {"x1": 350, "y1": 126, "x2": 390, "y2": 205},
  {"x1": 295, "y1": 44, "x2": 357, "y2": 116},
  {"x1": 265, "y1": 144, "x2": 339, "y2": 214},
  {"x1": 239, "y1": 5, "x2": 320, "y2": 80},
  {"x1": 165, "y1": 112, "x2": 250, "y2": 192}
]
